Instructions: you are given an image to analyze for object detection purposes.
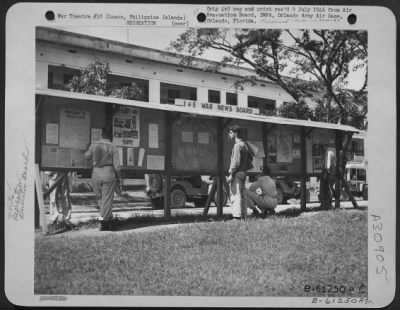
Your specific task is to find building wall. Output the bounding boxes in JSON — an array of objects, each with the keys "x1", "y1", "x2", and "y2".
[{"x1": 36, "y1": 41, "x2": 294, "y2": 109}]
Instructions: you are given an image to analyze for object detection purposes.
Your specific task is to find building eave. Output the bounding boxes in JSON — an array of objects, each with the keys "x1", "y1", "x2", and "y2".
[{"x1": 36, "y1": 27, "x2": 276, "y2": 84}]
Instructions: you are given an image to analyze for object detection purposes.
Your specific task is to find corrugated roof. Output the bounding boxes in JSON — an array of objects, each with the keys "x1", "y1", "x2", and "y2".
[{"x1": 36, "y1": 88, "x2": 360, "y2": 133}]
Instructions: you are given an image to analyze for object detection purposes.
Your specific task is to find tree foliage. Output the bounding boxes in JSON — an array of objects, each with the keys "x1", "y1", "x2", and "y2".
[
  {"x1": 65, "y1": 58, "x2": 144, "y2": 100},
  {"x1": 277, "y1": 100, "x2": 313, "y2": 120},
  {"x1": 170, "y1": 29, "x2": 367, "y2": 128}
]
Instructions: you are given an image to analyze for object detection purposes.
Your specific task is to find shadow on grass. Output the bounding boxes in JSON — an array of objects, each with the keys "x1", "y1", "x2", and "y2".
[
  {"x1": 78, "y1": 211, "x2": 302, "y2": 232},
  {"x1": 76, "y1": 213, "x2": 233, "y2": 232},
  {"x1": 67, "y1": 202, "x2": 366, "y2": 234}
]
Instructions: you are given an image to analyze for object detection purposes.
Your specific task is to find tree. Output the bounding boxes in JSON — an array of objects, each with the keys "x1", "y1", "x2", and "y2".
[
  {"x1": 170, "y1": 29, "x2": 367, "y2": 127},
  {"x1": 65, "y1": 58, "x2": 145, "y2": 100},
  {"x1": 277, "y1": 100, "x2": 313, "y2": 120},
  {"x1": 284, "y1": 30, "x2": 367, "y2": 123}
]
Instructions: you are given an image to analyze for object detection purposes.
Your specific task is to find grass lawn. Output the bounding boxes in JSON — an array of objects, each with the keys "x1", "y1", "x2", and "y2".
[{"x1": 35, "y1": 209, "x2": 367, "y2": 296}]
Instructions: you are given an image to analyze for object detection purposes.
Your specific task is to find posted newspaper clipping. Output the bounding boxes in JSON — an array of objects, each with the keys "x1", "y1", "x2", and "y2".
[{"x1": 4, "y1": 2, "x2": 397, "y2": 308}]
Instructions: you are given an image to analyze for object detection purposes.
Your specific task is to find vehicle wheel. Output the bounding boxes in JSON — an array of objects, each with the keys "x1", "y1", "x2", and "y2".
[
  {"x1": 212, "y1": 189, "x2": 228, "y2": 207},
  {"x1": 362, "y1": 185, "x2": 368, "y2": 200},
  {"x1": 151, "y1": 197, "x2": 164, "y2": 209},
  {"x1": 194, "y1": 198, "x2": 207, "y2": 208},
  {"x1": 276, "y1": 187, "x2": 284, "y2": 205},
  {"x1": 171, "y1": 188, "x2": 186, "y2": 208}
]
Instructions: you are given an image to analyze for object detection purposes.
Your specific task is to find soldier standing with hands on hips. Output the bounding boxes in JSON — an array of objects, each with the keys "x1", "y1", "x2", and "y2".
[
  {"x1": 226, "y1": 125, "x2": 251, "y2": 220},
  {"x1": 84, "y1": 125, "x2": 121, "y2": 231}
]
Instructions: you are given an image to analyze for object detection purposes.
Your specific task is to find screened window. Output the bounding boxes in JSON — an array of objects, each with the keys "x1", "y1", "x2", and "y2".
[
  {"x1": 108, "y1": 75, "x2": 149, "y2": 102},
  {"x1": 47, "y1": 65, "x2": 149, "y2": 102},
  {"x1": 351, "y1": 139, "x2": 365, "y2": 156},
  {"x1": 248, "y1": 96, "x2": 276, "y2": 115},
  {"x1": 208, "y1": 90, "x2": 220, "y2": 104},
  {"x1": 47, "y1": 65, "x2": 79, "y2": 90},
  {"x1": 160, "y1": 83, "x2": 197, "y2": 104},
  {"x1": 226, "y1": 92, "x2": 238, "y2": 106}
]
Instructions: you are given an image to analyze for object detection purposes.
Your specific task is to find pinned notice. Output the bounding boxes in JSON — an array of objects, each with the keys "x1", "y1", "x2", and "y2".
[
  {"x1": 149, "y1": 123, "x2": 159, "y2": 148},
  {"x1": 198, "y1": 132, "x2": 209, "y2": 144},
  {"x1": 59, "y1": 108, "x2": 90, "y2": 150},
  {"x1": 42, "y1": 146, "x2": 58, "y2": 166},
  {"x1": 293, "y1": 148, "x2": 301, "y2": 159},
  {"x1": 117, "y1": 147, "x2": 124, "y2": 166},
  {"x1": 147, "y1": 155, "x2": 164, "y2": 170},
  {"x1": 46, "y1": 123, "x2": 59, "y2": 144},
  {"x1": 182, "y1": 131, "x2": 193, "y2": 143},
  {"x1": 58, "y1": 148, "x2": 72, "y2": 167},
  {"x1": 91, "y1": 128, "x2": 102, "y2": 143},
  {"x1": 127, "y1": 148, "x2": 135, "y2": 166},
  {"x1": 138, "y1": 148, "x2": 145, "y2": 167}
]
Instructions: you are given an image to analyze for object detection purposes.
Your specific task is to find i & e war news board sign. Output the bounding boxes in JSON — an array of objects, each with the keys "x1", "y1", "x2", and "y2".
[{"x1": 174, "y1": 99, "x2": 260, "y2": 116}]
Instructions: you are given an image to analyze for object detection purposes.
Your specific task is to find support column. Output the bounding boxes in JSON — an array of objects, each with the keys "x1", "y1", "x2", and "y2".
[
  {"x1": 149, "y1": 79, "x2": 161, "y2": 104},
  {"x1": 262, "y1": 124, "x2": 270, "y2": 171},
  {"x1": 300, "y1": 127, "x2": 307, "y2": 212},
  {"x1": 197, "y1": 87, "x2": 208, "y2": 103},
  {"x1": 220, "y1": 90, "x2": 227, "y2": 105},
  {"x1": 237, "y1": 92, "x2": 247, "y2": 107},
  {"x1": 216, "y1": 117, "x2": 225, "y2": 218},
  {"x1": 164, "y1": 111, "x2": 172, "y2": 218},
  {"x1": 36, "y1": 62, "x2": 48, "y2": 89}
]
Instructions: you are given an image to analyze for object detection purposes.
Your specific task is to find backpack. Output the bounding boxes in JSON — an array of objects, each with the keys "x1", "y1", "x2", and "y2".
[{"x1": 244, "y1": 142, "x2": 255, "y2": 171}]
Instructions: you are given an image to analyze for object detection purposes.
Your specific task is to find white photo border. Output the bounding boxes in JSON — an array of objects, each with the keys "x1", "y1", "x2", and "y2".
[{"x1": 4, "y1": 3, "x2": 397, "y2": 308}]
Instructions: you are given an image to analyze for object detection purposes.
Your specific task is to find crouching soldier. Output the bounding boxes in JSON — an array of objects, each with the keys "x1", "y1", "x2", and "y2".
[{"x1": 244, "y1": 166, "x2": 278, "y2": 218}]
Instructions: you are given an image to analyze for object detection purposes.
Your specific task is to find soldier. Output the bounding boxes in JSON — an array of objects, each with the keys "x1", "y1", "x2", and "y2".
[{"x1": 84, "y1": 126, "x2": 121, "y2": 231}]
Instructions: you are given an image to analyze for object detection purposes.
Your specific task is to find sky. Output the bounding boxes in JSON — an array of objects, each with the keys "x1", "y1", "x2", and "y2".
[{"x1": 57, "y1": 26, "x2": 366, "y2": 91}]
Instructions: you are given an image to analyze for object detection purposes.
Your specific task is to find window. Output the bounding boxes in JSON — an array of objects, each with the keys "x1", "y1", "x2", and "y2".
[
  {"x1": 167, "y1": 89, "x2": 180, "y2": 103},
  {"x1": 47, "y1": 65, "x2": 149, "y2": 102},
  {"x1": 48, "y1": 71, "x2": 53, "y2": 89},
  {"x1": 48, "y1": 65, "x2": 79, "y2": 90},
  {"x1": 351, "y1": 139, "x2": 364, "y2": 156},
  {"x1": 160, "y1": 83, "x2": 197, "y2": 104},
  {"x1": 208, "y1": 90, "x2": 220, "y2": 104},
  {"x1": 226, "y1": 92, "x2": 238, "y2": 106},
  {"x1": 108, "y1": 75, "x2": 149, "y2": 102},
  {"x1": 248, "y1": 96, "x2": 276, "y2": 115},
  {"x1": 63, "y1": 74, "x2": 75, "y2": 85}
]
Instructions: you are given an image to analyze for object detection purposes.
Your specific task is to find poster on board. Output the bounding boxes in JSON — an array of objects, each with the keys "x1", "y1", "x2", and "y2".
[
  {"x1": 59, "y1": 108, "x2": 90, "y2": 150},
  {"x1": 277, "y1": 131, "x2": 293, "y2": 163},
  {"x1": 113, "y1": 106, "x2": 140, "y2": 147}
]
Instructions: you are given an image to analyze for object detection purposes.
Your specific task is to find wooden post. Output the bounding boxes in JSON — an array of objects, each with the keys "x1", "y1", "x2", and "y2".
[
  {"x1": 35, "y1": 164, "x2": 48, "y2": 234},
  {"x1": 59, "y1": 173, "x2": 72, "y2": 220},
  {"x1": 339, "y1": 173, "x2": 359, "y2": 209},
  {"x1": 300, "y1": 127, "x2": 307, "y2": 212},
  {"x1": 203, "y1": 179, "x2": 217, "y2": 216},
  {"x1": 340, "y1": 132, "x2": 359, "y2": 209},
  {"x1": 216, "y1": 117, "x2": 225, "y2": 218},
  {"x1": 164, "y1": 111, "x2": 172, "y2": 219},
  {"x1": 262, "y1": 124, "x2": 269, "y2": 172},
  {"x1": 334, "y1": 130, "x2": 342, "y2": 208},
  {"x1": 43, "y1": 173, "x2": 67, "y2": 199}
]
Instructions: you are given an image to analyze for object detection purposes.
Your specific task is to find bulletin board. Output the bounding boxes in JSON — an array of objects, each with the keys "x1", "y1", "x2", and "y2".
[
  {"x1": 39, "y1": 96, "x2": 107, "y2": 170},
  {"x1": 38, "y1": 96, "x2": 167, "y2": 172},
  {"x1": 38, "y1": 94, "x2": 336, "y2": 175},
  {"x1": 266, "y1": 125, "x2": 303, "y2": 175},
  {"x1": 115, "y1": 106, "x2": 166, "y2": 172},
  {"x1": 309, "y1": 129, "x2": 335, "y2": 173},
  {"x1": 171, "y1": 116, "x2": 218, "y2": 174}
]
